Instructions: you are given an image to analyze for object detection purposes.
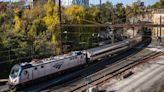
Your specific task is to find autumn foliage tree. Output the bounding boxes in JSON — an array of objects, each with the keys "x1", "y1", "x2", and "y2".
[
  {"x1": 43, "y1": 0, "x2": 61, "y2": 54},
  {"x1": 64, "y1": 5, "x2": 85, "y2": 23},
  {"x1": 0, "y1": 0, "x2": 61, "y2": 63}
]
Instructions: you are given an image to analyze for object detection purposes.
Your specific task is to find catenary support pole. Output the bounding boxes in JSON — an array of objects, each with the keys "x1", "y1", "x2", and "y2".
[
  {"x1": 160, "y1": 16, "x2": 162, "y2": 43},
  {"x1": 58, "y1": 0, "x2": 63, "y2": 53}
]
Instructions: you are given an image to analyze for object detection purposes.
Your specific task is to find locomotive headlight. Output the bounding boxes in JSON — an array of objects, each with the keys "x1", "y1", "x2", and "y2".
[
  {"x1": 9, "y1": 76, "x2": 13, "y2": 83},
  {"x1": 9, "y1": 76, "x2": 19, "y2": 84},
  {"x1": 13, "y1": 77, "x2": 19, "y2": 84},
  {"x1": 14, "y1": 78, "x2": 17, "y2": 83}
]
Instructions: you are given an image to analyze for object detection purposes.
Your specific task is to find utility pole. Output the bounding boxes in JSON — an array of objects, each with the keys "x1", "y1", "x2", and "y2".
[
  {"x1": 9, "y1": 0, "x2": 11, "y2": 6},
  {"x1": 100, "y1": 0, "x2": 102, "y2": 9},
  {"x1": 58, "y1": 0, "x2": 62, "y2": 27},
  {"x1": 98, "y1": 0, "x2": 102, "y2": 23},
  {"x1": 157, "y1": 24, "x2": 159, "y2": 39},
  {"x1": 111, "y1": 28, "x2": 115, "y2": 44},
  {"x1": 160, "y1": 16, "x2": 162, "y2": 43},
  {"x1": 112, "y1": 7, "x2": 115, "y2": 24},
  {"x1": 58, "y1": 0, "x2": 63, "y2": 53}
]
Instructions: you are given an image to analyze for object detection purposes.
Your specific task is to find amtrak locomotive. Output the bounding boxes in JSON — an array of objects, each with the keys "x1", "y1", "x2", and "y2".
[{"x1": 8, "y1": 35, "x2": 142, "y2": 90}]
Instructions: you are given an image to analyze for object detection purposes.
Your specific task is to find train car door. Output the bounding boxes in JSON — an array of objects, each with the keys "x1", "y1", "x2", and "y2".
[
  {"x1": 32, "y1": 66, "x2": 39, "y2": 79},
  {"x1": 38, "y1": 65, "x2": 45, "y2": 78}
]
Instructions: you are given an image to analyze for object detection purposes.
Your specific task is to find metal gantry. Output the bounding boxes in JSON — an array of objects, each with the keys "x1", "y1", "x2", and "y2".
[{"x1": 61, "y1": 23, "x2": 164, "y2": 28}]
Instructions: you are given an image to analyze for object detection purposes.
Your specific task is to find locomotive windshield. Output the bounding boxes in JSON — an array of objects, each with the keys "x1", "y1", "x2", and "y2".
[{"x1": 10, "y1": 65, "x2": 21, "y2": 78}]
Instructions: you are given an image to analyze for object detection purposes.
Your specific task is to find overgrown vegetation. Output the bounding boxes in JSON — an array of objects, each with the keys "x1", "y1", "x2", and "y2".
[{"x1": 152, "y1": 0, "x2": 164, "y2": 8}]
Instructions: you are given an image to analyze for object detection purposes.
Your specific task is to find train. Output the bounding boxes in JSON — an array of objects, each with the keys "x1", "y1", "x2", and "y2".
[{"x1": 8, "y1": 35, "x2": 142, "y2": 90}]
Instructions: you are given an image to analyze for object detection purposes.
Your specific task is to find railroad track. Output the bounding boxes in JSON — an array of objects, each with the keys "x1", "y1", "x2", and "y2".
[
  {"x1": 72, "y1": 52, "x2": 163, "y2": 92},
  {"x1": 42, "y1": 48, "x2": 162, "y2": 92}
]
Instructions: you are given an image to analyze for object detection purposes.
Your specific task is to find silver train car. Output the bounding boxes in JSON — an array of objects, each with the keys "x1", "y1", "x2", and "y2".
[
  {"x1": 8, "y1": 35, "x2": 142, "y2": 90},
  {"x1": 85, "y1": 35, "x2": 142, "y2": 61}
]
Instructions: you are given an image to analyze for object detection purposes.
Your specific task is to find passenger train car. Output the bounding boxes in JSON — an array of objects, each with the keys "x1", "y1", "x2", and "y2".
[
  {"x1": 86, "y1": 36, "x2": 142, "y2": 61},
  {"x1": 8, "y1": 35, "x2": 142, "y2": 90}
]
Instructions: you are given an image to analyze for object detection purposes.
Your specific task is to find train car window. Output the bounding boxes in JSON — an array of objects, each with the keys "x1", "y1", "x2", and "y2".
[
  {"x1": 77, "y1": 52, "x2": 82, "y2": 55},
  {"x1": 34, "y1": 67, "x2": 37, "y2": 70},
  {"x1": 41, "y1": 65, "x2": 44, "y2": 68}
]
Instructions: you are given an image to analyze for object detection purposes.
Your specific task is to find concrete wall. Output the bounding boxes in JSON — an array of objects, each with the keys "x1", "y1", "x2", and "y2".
[{"x1": 125, "y1": 28, "x2": 138, "y2": 38}]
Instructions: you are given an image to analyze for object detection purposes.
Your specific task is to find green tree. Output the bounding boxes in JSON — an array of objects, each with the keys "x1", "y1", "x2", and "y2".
[
  {"x1": 100, "y1": 2, "x2": 114, "y2": 23},
  {"x1": 115, "y1": 3, "x2": 126, "y2": 23},
  {"x1": 85, "y1": 6, "x2": 100, "y2": 22},
  {"x1": 152, "y1": 0, "x2": 164, "y2": 8}
]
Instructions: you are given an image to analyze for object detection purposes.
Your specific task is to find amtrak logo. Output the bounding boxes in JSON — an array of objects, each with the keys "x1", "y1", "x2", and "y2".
[{"x1": 53, "y1": 63, "x2": 62, "y2": 69}]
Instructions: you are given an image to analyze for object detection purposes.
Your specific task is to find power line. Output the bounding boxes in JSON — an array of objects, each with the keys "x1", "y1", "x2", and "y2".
[{"x1": 62, "y1": 23, "x2": 164, "y2": 28}]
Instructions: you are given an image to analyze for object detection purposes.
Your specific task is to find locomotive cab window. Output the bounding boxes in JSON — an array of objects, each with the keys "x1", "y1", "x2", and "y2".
[
  {"x1": 10, "y1": 65, "x2": 21, "y2": 78},
  {"x1": 76, "y1": 52, "x2": 82, "y2": 55}
]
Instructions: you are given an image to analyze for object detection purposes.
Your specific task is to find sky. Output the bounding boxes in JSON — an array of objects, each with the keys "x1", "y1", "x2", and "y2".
[
  {"x1": 0, "y1": 0, "x2": 160, "y2": 6},
  {"x1": 90, "y1": 0, "x2": 160, "y2": 6}
]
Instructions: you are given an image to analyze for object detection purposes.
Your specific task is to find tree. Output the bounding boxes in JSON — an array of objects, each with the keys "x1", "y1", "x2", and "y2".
[
  {"x1": 100, "y1": 2, "x2": 113, "y2": 23},
  {"x1": 160, "y1": 0, "x2": 164, "y2": 7},
  {"x1": 125, "y1": 5, "x2": 133, "y2": 22},
  {"x1": 64, "y1": 5, "x2": 85, "y2": 23},
  {"x1": 43, "y1": 0, "x2": 61, "y2": 54},
  {"x1": 115, "y1": 3, "x2": 126, "y2": 23},
  {"x1": 29, "y1": 19, "x2": 47, "y2": 36},
  {"x1": 85, "y1": 6, "x2": 100, "y2": 22},
  {"x1": 1, "y1": 31, "x2": 30, "y2": 56},
  {"x1": 152, "y1": 0, "x2": 164, "y2": 8},
  {"x1": 0, "y1": 13, "x2": 5, "y2": 27},
  {"x1": 14, "y1": 8, "x2": 23, "y2": 32}
]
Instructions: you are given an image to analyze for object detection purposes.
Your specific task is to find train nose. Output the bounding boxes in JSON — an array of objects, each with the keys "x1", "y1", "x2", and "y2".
[
  {"x1": 9, "y1": 77, "x2": 14, "y2": 84},
  {"x1": 9, "y1": 76, "x2": 18, "y2": 85}
]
